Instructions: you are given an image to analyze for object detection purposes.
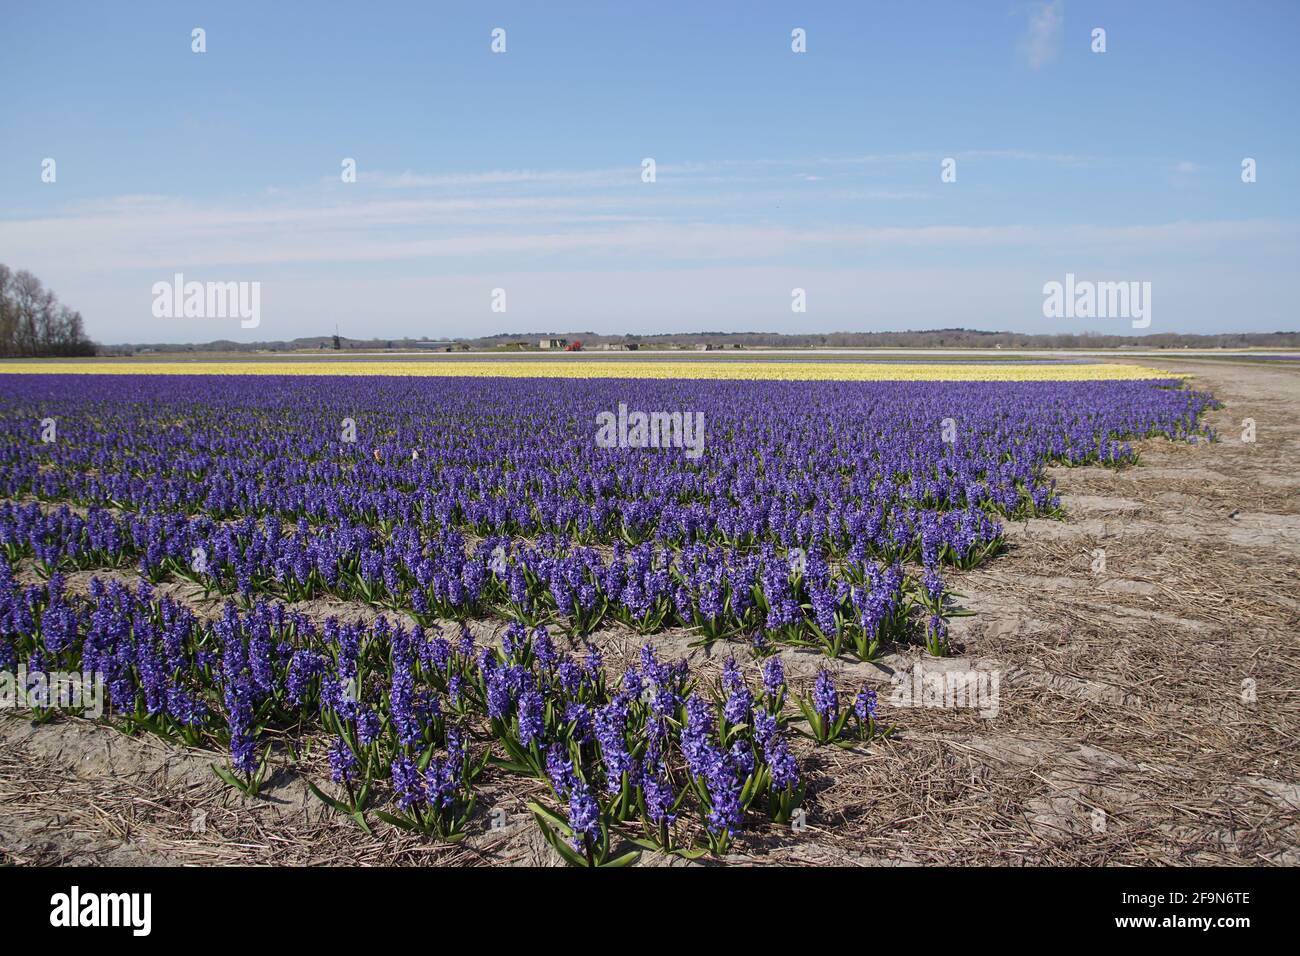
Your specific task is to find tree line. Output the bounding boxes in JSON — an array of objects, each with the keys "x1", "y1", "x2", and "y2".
[{"x1": 0, "y1": 264, "x2": 96, "y2": 357}]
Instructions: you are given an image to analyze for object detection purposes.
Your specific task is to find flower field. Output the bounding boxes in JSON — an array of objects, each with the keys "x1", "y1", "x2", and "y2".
[
  {"x1": 0, "y1": 368, "x2": 1219, "y2": 864},
  {"x1": 0, "y1": 359, "x2": 1181, "y2": 381}
]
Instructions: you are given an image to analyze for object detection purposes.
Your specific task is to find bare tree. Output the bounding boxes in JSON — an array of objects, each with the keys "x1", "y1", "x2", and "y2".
[{"x1": 0, "y1": 265, "x2": 95, "y2": 357}]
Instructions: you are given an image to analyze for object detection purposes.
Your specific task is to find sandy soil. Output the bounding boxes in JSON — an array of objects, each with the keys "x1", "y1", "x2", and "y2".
[{"x1": 2, "y1": 357, "x2": 1296, "y2": 866}]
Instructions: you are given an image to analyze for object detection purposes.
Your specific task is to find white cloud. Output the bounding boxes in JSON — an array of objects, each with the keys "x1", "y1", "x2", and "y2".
[
  {"x1": 4, "y1": 144, "x2": 1293, "y2": 341},
  {"x1": 1021, "y1": 0, "x2": 1065, "y2": 70},
  {"x1": 362, "y1": 167, "x2": 633, "y2": 189},
  {"x1": 349, "y1": 151, "x2": 1097, "y2": 195},
  {"x1": 5, "y1": 200, "x2": 1290, "y2": 276}
]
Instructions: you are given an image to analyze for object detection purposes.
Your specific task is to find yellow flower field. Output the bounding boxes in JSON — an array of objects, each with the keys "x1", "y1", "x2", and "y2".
[{"x1": 0, "y1": 361, "x2": 1182, "y2": 381}]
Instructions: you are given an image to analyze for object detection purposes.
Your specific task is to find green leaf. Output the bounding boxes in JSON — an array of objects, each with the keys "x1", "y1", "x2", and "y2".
[
  {"x1": 530, "y1": 810, "x2": 591, "y2": 867},
  {"x1": 600, "y1": 850, "x2": 642, "y2": 868},
  {"x1": 551, "y1": 839, "x2": 590, "y2": 867},
  {"x1": 373, "y1": 809, "x2": 417, "y2": 831},
  {"x1": 674, "y1": 846, "x2": 710, "y2": 860},
  {"x1": 211, "y1": 763, "x2": 249, "y2": 794},
  {"x1": 305, "y1": 779, "x2": 351, "y2": 815},
  {"x1": 629, "y1": 836, "x2": 667, "y2": 852},
  {"x1": 526, "y1": 801, "x2": 569, "y2": 830},
  {"x1": 491, "y1": 757, "x2": 538, "y2": 775}
]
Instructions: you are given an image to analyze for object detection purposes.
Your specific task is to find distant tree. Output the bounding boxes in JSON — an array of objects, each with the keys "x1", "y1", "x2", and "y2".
[{"x1": 0, "y1": 265, "x2": 96, "y2": 357}]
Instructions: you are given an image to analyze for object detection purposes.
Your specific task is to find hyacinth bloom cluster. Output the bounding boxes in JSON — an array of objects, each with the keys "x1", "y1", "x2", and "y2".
[
  {"x1": 0, "y1": 569, "x2": 215, "y2": 741},
  {"x1": 1, "y1": 377, "x2": 1211, "y2": 542},
  {"x1": 0, "y1": 502, "x2": 973, "y2": 658},
  {"x1": 0, "y1": 370, "x2": 1217, "y2": 859},
  {"x1": 1, "y1": 564, "x2": 813, "y2": 858},
  {"x1": 0, "y1": 373, "x2": 1214, "y2": 660},
  {"x1": 490, "y1": 629, "x2": 806, "y2": 863}
]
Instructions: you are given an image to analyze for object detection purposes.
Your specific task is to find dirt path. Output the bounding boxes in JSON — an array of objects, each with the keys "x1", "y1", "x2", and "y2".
[{"x1": 2, "y1": 358, "x2": 1297, "y2": 866}]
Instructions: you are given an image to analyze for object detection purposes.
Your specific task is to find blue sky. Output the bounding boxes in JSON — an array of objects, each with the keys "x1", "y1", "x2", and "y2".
[{"x1": 1, "y1": 0, "x2": 1296, "y2": 343}]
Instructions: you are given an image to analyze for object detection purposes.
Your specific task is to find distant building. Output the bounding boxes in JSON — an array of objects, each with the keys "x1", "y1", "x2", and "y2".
[
  {"x1": 413, "y1": 340, "x2": 458, "y2": 351},
  {"x1": 539, "y1": 337, "x2": 568, "y2": 350},
  {"x1": 696, "y1": 343, "x2": 715, "y2": 351}
]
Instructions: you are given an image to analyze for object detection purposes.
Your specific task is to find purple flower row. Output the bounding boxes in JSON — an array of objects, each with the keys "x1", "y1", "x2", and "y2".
[
  {"x1": 0, "y1": 375, "x2": 1216, "y2": 558},
  {"x1": 2, "y1": 563, "x2": 880, "y2": 858}
]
